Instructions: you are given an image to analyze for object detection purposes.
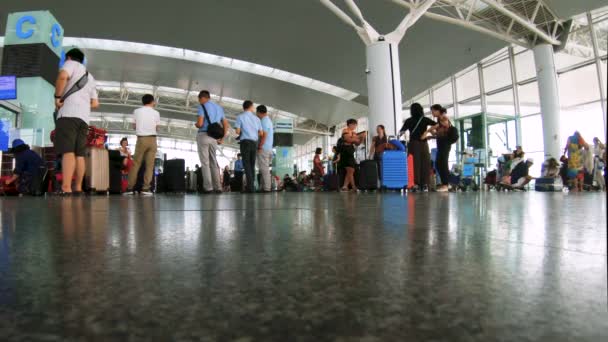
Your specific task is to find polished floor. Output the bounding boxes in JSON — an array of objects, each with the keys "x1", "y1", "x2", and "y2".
[{"x1": 0, "y1": 192, "x2": 606, "y2": 341}]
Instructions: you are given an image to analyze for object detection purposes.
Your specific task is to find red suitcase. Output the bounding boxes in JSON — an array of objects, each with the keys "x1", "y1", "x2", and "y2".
[{"x1": 407, "y1": 153, "x2": 415, "y2": 189}]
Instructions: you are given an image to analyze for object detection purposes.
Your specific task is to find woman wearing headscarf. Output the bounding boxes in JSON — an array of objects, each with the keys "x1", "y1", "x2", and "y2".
[{"x1": 563, "y1": 131, "x2": 588, "y2": 192}]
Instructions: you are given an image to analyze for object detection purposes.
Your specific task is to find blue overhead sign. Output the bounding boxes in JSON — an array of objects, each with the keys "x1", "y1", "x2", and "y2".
[{"x1": 0, "y1": 76, "x2": 17, "y2": 100}]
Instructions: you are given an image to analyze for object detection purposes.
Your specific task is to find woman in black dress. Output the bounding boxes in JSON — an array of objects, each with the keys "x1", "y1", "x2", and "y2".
[
  {"x1": 339, "y1": 118, "x2": 366, "y2": 192},
  {"x1": 399, "y1": 103, "x2": 436, "y2": 192}
]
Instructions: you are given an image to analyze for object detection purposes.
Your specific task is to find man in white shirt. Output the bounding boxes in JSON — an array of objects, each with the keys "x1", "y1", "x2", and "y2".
[
  {"x1": 53, "y1": 48, "x2": 99, "y2": 195},
  {"x1": 124, "y1": 94, "x2": 161, "y2": 196}
]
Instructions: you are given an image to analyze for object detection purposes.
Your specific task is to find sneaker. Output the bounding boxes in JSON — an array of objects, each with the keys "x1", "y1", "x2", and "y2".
[
  {"x1": 140, "y1": 191, "x2": 154, "y2": 196},
  {"x1": 123, "y1": 191, "x2": 136, "y2": 196},
  {"x1": 422, "y1": 185, "x2": 429, "y2": 192},
  {"x1": 436, "y1": 186, "x2": 449, "y2": 192}
]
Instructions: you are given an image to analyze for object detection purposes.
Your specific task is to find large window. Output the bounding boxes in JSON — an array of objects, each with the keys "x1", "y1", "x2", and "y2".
[
  {"x1": 514, "y1": 50, "x2": 536, "y2": 82},
  {"x1": 558, "y1": 64, "x2": 601, "y2": 107},
  {"x1": 401, "y1": 7, "x2": 608, "y2": 166},
  {"x1": 456, "y1": 68, "x2": 480, "y2": 100},
  {"x1": 432, "y1": 81, "x2": 453, "y2": 107},
  {"x1": 486, "y1": 89, "x2": 515, "y2": 116},
  {"x1": 518, "y1": 82, "x2": 541, "y2": 116},
  {"x1": 483, "y1": 59, "x2": 512, "y2": 91}
]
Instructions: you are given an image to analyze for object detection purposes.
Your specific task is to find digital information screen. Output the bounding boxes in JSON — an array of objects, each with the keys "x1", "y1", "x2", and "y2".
[{"x1": 0, "y1": 76, "x2": 17, "y2": 100}]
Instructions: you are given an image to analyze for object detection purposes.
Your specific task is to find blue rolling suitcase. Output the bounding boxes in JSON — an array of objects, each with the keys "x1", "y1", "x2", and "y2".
[{"x1": 382, "y1": 151, "x2": 408, "y2": 190}]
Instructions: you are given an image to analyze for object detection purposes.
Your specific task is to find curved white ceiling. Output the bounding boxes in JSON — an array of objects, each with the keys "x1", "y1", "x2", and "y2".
[{"x1": 62, "y1": 37, "x2": 359, "y2": 101}]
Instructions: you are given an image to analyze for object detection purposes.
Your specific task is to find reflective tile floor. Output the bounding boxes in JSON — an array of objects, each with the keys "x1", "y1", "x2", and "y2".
[{"x1": 0, "y1": 192, "x2": 606, "y2": 341}]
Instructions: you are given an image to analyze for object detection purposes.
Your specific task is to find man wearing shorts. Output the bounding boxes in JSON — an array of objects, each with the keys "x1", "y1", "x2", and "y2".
[{"x1": 53, "y1": 49, "x2": 99, "y2": 194}]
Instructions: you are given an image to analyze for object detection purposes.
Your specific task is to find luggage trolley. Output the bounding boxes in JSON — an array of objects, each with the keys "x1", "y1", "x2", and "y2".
[{"x1": 457, "y1": 151, "x2": 479, "y2": 192}]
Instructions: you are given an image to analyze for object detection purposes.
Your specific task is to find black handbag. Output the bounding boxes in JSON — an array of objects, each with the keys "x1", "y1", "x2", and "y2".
[{"x1": 201, "y1": 104, "x2": 225, "y2": 140}]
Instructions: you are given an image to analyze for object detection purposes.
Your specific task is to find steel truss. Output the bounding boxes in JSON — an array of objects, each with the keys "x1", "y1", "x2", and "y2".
[
  {"x1": 321, "y1": 0, "x2": 567, "y2": 48},
  {"x1": 95, "y1": 81, "x2": 331, "y2": 141}
]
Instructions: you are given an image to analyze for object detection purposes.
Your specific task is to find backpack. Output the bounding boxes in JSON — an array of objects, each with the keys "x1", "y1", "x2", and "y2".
[{"x1": 446, "y1": 126, "x2": 459, "y2": 145}]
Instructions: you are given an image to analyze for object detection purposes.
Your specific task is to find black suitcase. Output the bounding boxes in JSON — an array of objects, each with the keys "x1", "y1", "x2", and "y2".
[
  {"x1": 133, "y1": 163, "x2": 156, "y2": 192},
  {"x1": 358, "y1": 160, "x2": 378, "y2": 190},
  {"x1": 231, "y1": 171, "x2": 243, "y2": 192},
  {"x1": 163, "y1": 159, "x2": 186, "y2": 192},
  {"x1": 107, "y1": 150, "x2": 124, "y2": 194},
  {"x1": 323, "y1": 173, "x2": 339, "y2": 191}
]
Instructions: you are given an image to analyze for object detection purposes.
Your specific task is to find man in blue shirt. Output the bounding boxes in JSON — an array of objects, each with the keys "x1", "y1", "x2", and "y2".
[
  {"x1": 256, "y1": 105, "x2": 274, "y2": 192},
  {"x1": 234, "y1": 100, "x2": 263, "y2": 193},
  {"x1": 234, "y1": 154, "x2": 244, "y2": 173},
  {"x1": 195, "y1": 90, "x2": 229, "y2": 194}
]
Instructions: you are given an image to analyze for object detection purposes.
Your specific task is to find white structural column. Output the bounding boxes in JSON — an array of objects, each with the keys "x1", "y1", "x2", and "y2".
[
  {"x1": 320, "y1": 0, "x2": 436, "y2": 137},
  {"x1": 533, "y1": 43, "x2": 561, "y2": 159},
  {"x1": 366, "y1": 40, "x2": 402, "y2": 136}
]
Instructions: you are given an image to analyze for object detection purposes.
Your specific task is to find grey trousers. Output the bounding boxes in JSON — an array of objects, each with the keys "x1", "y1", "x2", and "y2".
[
  {"x1": 257, "y1": 149, "x2": 273, "y2": 191},
  {"x1": 196, "y1": 132, "x2": 221, "y2": 191}
]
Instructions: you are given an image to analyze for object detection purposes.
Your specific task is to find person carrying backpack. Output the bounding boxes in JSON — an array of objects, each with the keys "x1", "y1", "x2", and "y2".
[{"x1": 426, "y1": 105, "x2": 459, "y2": 192}]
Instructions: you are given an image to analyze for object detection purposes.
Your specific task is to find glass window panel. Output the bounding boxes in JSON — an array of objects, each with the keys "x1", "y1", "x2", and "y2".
[
  {"x1": 601, "y1": 59, "x2": 607, "y2": 98},
  {"x1": 486, "y1": 89, "x2": 515, "y2": 116},
  {"x1": 432, "y1": 81, "x2": 453, "y2": 107},
  {"x1": 487, "y1": 121, "x2": 511, "y2": 163},
  {"x1": 458, "y1": 100, "x2": 482, "y2": 117},
  {"x1": 555, "y1": 26, "x2": 594, "y2": 70},
  {"x1": 456, "y1": 68, "x2": 480, "y2": 100},
  {"x1": 559, "y1": 64, "x2": 602, "y2": 107},
  {"x1": 592, "y1": 18, "x2": 607, "y2": 57},
  {"x1": 518, "y1": 82, "x2": 541, "y2": 116},
  {"x1": 413, "y1": 93, "x2": 430, "y2": 109},
  {"x1": 520, "y1": 115, "x2": 544, "y2": 153},
  {"x1": 483, "y1": 59, "x2": 512, "y2": 91},
  {"x1": 514, "y1": 50, "x2": 536, "y2": 82},
  {"x1": 560, "y1": 101, "x2": 606, "y2": 148}
]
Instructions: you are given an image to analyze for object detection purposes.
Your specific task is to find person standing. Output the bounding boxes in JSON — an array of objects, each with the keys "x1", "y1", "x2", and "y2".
[
  {"x1": 195, "y1": 90, "x2": 229, "y2": 194},
  {"x1": 53, "y1": 48, "x2": 99, "y2": 195},
  {"x1": 124, "y1": 94, "x2": 160, "y2": 196},
  {"x1": 313, "y1": 148, "x2": 325, "y2": 177},
  {"x1": 563, "y1": 131, "x2": 589, "y2": 192},
  {"x1": 399, "y1": 103, "x2": 436, "y2": 192},
  {"x1": 340, "y1": 119, "x2": 366, "y2": 192},
  {"x1": 427, "y1": 105, "x2": 453, "y2": 192},
  {"x1": 235, "y1": 100, "x2": 263, "y2": 193},
  {"x1": 256, "y1": 105, "x2": 274, "y2": 193},
  {"x1": 369, "y1": 125, "x2": 389, "y2": 181}
]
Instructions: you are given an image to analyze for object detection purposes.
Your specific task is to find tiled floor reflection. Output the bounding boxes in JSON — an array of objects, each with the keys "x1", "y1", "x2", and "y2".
[{"x1": 0, "y1": 192, "x2": 606, "y2": 341}]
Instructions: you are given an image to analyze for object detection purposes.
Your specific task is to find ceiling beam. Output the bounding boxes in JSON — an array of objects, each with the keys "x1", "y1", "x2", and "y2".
[{"x1": 479, "y1": 0, "x2": 561, "y2": 45}]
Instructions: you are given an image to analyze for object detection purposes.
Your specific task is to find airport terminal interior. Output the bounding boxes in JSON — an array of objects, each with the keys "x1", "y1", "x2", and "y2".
[{"x1": 0, "y1": 0, "x2": 607, "y2": 341}]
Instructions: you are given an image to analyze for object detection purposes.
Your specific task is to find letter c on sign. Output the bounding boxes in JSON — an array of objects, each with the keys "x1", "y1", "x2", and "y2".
[
  {"x1": 16, "y1": 15, "x2": 36, "y2": 39},
  {"x1": 51, "y1": 23, "x2": 62, "y2": 47}
]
